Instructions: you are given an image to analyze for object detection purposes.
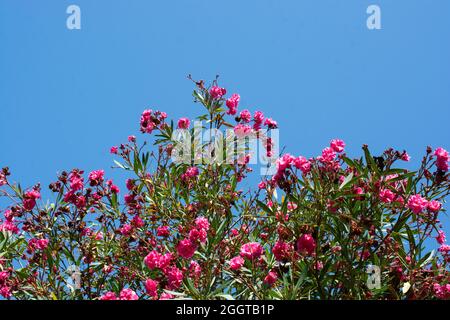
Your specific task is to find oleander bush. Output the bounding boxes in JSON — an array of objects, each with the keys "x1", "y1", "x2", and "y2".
[{"x1": 1, "y1": 78, "x2": 449, "y2": 300}]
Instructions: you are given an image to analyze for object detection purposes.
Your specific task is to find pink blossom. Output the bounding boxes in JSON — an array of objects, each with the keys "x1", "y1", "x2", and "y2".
[
  {"x1": 407, "y1": 194, "x2": 429, "y2": 214},
  {"x1": 318, "y1": 147, "x2": 336, "y2": 163},
  {"x1": 182, "y1": 166, "x2": 199, "y2": 180},
  {"x1": 239, "y1": 109, "x2": 251, "y2": 123},
  {"x1": 177, "y1": 117, "x2": 190, "y2": 129},
  {"x1": 23, "y1": 189, "x2": 40, "y2": 211},
  {"x1": 128, "y1": 135, "x2": 136, "y2": 142},
  {"x1": 258, "y1": 181, "x2": 267, "y2": 189},
  {"x1": 264, "y1": 118, "x2": 277, "y2": 129},
  {"x1": 209, "y1": 86, "x2": 226, "y2": 99},
  {"x1": 88, "y1": 170, "x2": 104, "y2": 186},
  {"x1": 264, "y1": 271, "x2": 278, "y2": 286},
  {"x1": 229, "y1": 256, "x2": 245, "y2": 271},
  {"x1": 330, "y1": 139, "x2": 345, "y2": 153},
  {"x1": 145, "y1": 279, "x2": 159, "y2": 298},
  {"x1": 144, "y1": 250, "x2": 161, "y2": 269},
  {"x1": 119, "y1": 224, "x2": 132, "y2": 236},
  {"x1": 297, "y1": 234, "x2": 316, "y2": 256},
  {"x1": 434, "y1": 147, "x2": 449, "y2": 172},
  {"x1": 157, "y1": 226, "x2": 170, "y2": 237},
  {"x1": 234, "y1": 124, "x2": 252, "y2": 138},
  {"x1": 253, "y1": 111, "x2": 264, "y2": 130},
  {"x1": 379, "y1": 189, "x2": 395, "y2": 203},
  {"x1": 177, "y1": 238, "x2": 197, "y2": 259},
  {"x1": 99, "y1": 291, "x2": 117, "y2": 300},
  {"x1": 272, "y1": 241, "x2": 292, "y2": 261},
  {"x1": 166, "y1": 267, "x2": 183, "y2": 290},
  {"x1": 119, "y1": 288, "x2": 138, "y2": 300},
  {"x1": 160, "y1": 293, "x2": 174, "y2": 300},
  {"x1": 195, "y1": 217, "x2": 210, "y2": 231},
  {"x1": 400, "y1": 152, "x2": 411, "y2": 162},
  {"x1": 293, "y1": 156, "x2": 311, "y2": 174},
  {"x1": 276, "y1": 154, "x2": 295, "y2": 173},
  {"x1": 110, "y1": 146, "x2": 118, "y2": 154},
  {"x1": 436, "y1": 230, "x2": 446, "y2": 245},
  {"x1": 438, "y1": 244, "x2": 450, "y2": 254},
  {"x1": 240, "y1": 242, "x2": 264, "y2": 260},
  {"x1": 427, "y1": 200, "x2": 442, "y2": 213},
  {"x1": 226, "y1": 93, "x2": 240, "y2": 115}
]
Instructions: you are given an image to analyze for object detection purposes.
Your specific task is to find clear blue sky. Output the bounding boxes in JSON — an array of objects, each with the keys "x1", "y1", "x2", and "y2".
[{"x1": 1, "y1": 1, "x2": 449, "y2": 233}]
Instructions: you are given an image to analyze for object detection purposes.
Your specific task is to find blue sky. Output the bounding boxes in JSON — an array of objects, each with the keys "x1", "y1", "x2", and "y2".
[{"x1": 1, "y1": 1, "x2": 449, "y2": 233}]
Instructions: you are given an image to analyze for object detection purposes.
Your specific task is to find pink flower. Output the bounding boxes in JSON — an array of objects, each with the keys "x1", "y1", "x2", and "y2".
[
  {"x1": 297, "y1": 234, "x2": 316, "y2": 256},
  {"x1": 0, "y1": 286, "x2": 11, "y2": 299},
  {"x1": 407, "y1": 194, "x2": 428, "y2": 214},
  {"x1": 330, "y1": 139, "x2": 345, "y2": 153},
  {"x1": 69, "y1": 171, "x2": 84, "y2": 191},
  {"x1": 23, "y1": 189, "x2": 40, "y2": 211},
  {"x1": 229, "y1": 256, "x2": 245, "y2": 271},
  {"x1": 128, "y1": 135, "x2": 136, "y2": 142},
  {"x1": 253, "y1": 111, "x2": 264, "y2": 130},
  {"x1": 234, "y1": 124, "x2": 252, "y2": 138},
  {"x1": 264, "y1": 118, "x2": 277, "y2": 129},
  {"x1": 318, "y1": 147, "x2": 336, "y2": 163},
  {"x1": 427, "y1": 200, "x2": 442, "y2": 213},
  {"x1": 293, "y1": 156, "x2": 311, "y2": 174},
  {"x1": 144, "y1": 250, "x2": 161, "y2": 269},
  {"x1": 0, "y1": 172, "x2": 7, "y2": 186},
  {"x1": 195, "y1": 217, "x2": 210, "y2": 231},
  {"x1": 434, "y1": 147, "x2": 449, "y2": 172},
  {"x1": 177, "y1": 238, "x2": 197, "y2": 259},
  {"x1": 160, "y1": 293, "x2": 174, "y2": 300},
  {"x1": 239, "y1": 109, "x2": 251, "y2": 123},
  {"x1": 258, "y1": 181, "x2": 267, "y2": 189},
  {"x1": 119, "y1": 288, "x2": 138, "y2": 300},
  {"x1": 88, "y1": 170, "x2": 104, "y2": 186},
  {"x1": 119, "y1": 224, "x2": 132, "y2": 236},
  {"x1": 157, "y1": 226, "x2": 170, "y2": 237},
  {"x1": 272, "y1": 241, "x2": 292, "y2": 261},
  {"x1": 145, "y1": 279, "x2": 159, "y2": 298},
  {"x1": 110, "y1": 146, "x2": 118, "y2": 154},
  {"x1": 99, "y1": 291, "x2": 117, "y2": 300},
  {"x1": 36, "y1": 239, "x2": 49, "y2": 250},
  {"x1": 379, "y1": 189, "x2": 395, "y2": 203},
  {"x1": 276, "y1": 154, "x2": 295, "y2": 173},
  {"x1": 226, "y1": 93, "x2": 240, "y2": 115},
  {"x1": 240, "y1": 242, "x2": 264, "y2": 260},
  {"x1": 209, "y1": 86, "x2": 226, "y2": 99},
  {"x1": 438, "y1": 244, "x2": 450, "y2": 254},
  {"x1": 400, "y1": 151, "x2": 411, "y2": 162},
  {"x1": 264, "y1": 271, "x2": 278, "y2": 286},
  {"x1": 436, "y1": 230, "x2": 446, "y2": 245},
  {"x1": 177, "y1": 117, "x2": 190, "y2": 129},
  {"x1": 183, "y1": 166, "x2": 199, "y2": 179},
  {"x1": 166, "y1": 267, "x2": 183, "y2": 290}
]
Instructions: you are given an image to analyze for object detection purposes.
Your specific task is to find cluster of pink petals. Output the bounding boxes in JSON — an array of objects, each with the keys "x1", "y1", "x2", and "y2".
[
  {"x1": 28, "y1": 238, "x2": 49, "y2": 252},
  {"x1": 434, "y1": 283, "x2": 450, "y2": 299},
  {"x1": 296, "y1": 234, "x2": 316, "y2": 256},
  {"x1": 100, "y1": 288, "x2": 138, "y2": 300},
  {"x1": 181, "y1": 166, "x2": 199, "y2": 181},
  {"x1": 88, "y1": 169, "x2": 104, "y2": 186},
  {"x1": 0, "y1": 271, "x2": 11, "y2": 298},
  {"x1": 263, "y1": 271, "x2": 278, "y2": 286},
  {"x1": 209, "y1": 86, "x2": 227, "y2": 99},
  {"x1": 0, "y1": 172, "x2": 6, "y2": 186},
  {"x1": 226, "y1": 93, "x2": 240, "y2": 115},
  {"x1": 140, "y1": 109, "x2": 167, "y2": 134},
  {"x1": 240, "y1": 242, "x2": 264, "y2": 260},
  {"x1": 229, "y1": 256, "x2": 245, "y2": 271},
  {"x1": 272, "y1": 241, "x2": 293, "y2": 261},
  {"x1": 434, "y1": 147, "x2": 449, "y2": 172},
  {"x1": 379, "y1": 189, "x2": 395, "y2": 203},
  {"x1": 23, "y1": 189, "x2": 40, "y2": 211},
  {"x1": 177, "y1": 117, "x2": 190, "y2": 129},
  {"x1": 144, "y1": 250, "x2": 173, "y2": 270},
  {"x1": 407, "y1": 194, "x2": 429, "y2": 214}
]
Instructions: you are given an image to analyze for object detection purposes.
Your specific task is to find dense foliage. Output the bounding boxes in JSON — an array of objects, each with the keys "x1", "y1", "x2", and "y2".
[{"x1": 1, "y1": 79, "x2": 449, "y2": 300}]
